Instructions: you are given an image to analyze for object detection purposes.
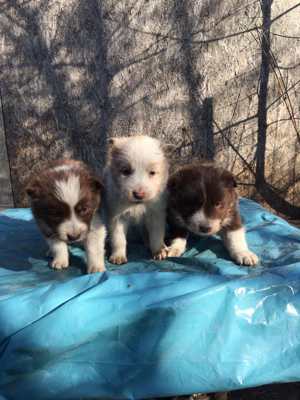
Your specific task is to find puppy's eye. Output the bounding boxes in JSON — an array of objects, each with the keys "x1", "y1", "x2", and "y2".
[
  {"x1": 49, "y1": 211, "x2": 64, "y2": 221},
  {"x1": 120, "y1": 167, "x2": 132, "y2": 176},
  {"x1": 215, "y1": 202, "x2": 223, "y2": 208},
  {"x1": 149, "y1": 171, "x2": 156, "y2": 176},
  {"x1": 47, "y1": 207, "x2": 65, "y2": 220},
  {"x1": 77, "y1": 205, "x2": 89, "y2": 215}
]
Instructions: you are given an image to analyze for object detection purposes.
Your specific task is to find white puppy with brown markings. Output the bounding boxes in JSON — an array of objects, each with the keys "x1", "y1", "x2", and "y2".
[
  {"x1": 26, "y1": 159, "x2": 106, "y2": 274},
  {"x1": 104, "y1": 135, "x2": 169, "y2": 264},
  {"x1": 167, "y1": 162, "x2": 259, "y2": 266}
]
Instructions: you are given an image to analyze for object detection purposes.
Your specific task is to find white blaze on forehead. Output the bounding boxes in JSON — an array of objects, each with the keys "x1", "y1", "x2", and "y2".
[{"x1": 54, "y1": 175, "x2": 81, "y2": 206}]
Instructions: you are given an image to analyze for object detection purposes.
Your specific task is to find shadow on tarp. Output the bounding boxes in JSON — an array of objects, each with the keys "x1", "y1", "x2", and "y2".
[
  {"x1": 0, "y1": 298, "x2": 178, "y2": 399},
  {"x1": 0, "y1": 211, "x2": 87, "y2": 275}
]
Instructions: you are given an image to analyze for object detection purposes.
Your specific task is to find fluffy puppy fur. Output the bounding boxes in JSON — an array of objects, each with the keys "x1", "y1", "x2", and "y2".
[
  {"x1": 167, "y1": 162, "x2": 259, "y2": 266},
  {"x1": 26, "y1": 159, "x2": 106, "y2": 273},
  {"x1": 104, "y1": 135, "x2": 169, "y2": 264}
]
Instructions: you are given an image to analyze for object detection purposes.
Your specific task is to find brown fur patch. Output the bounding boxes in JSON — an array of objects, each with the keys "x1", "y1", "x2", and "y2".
[
  {"x1": 26, "y1": 159, "x2": 103, "y2": 238},
  {"x1": 167, "y1": 162, "x2": 242, "y2": 238}
]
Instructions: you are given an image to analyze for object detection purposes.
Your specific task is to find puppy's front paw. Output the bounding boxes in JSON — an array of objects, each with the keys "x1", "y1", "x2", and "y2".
[
  {"x1": 51, "y1": 256, "x2": 69, "y2": 270},
  {"x1": 153, "y1": 246, "x2": 168, "y2": 261},
  {"x1": 233, "y1": 250, "x2": 259, "y2": 266},
  {"x1": 87, "y1": 263, "x2": 106, "y2": 274},
  {"x1": 167, "y1": 238, "x2": 187, "y2": 257},
  {"x1": 167, "y1": 246, "x2": 184, "y2": 257},
  {"x1": 109, "y1": 253, "x2": 128, "y2": 265}
]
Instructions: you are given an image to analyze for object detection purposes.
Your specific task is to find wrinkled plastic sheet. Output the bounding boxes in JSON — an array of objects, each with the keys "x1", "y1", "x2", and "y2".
[{"x1": 0, "y1": 198, "x2": 300, "y2": 400}]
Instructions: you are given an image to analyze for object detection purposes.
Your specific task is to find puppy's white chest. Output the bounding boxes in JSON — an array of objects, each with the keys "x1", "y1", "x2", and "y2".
[{"x1": 124, "y1": 204, "x2": 146, "y2": 222}]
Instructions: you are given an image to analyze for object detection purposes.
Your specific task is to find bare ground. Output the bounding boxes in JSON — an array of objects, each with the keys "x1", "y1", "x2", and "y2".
[{"x1": 158, "y1": 382, "x2": 300, "y2": 400}]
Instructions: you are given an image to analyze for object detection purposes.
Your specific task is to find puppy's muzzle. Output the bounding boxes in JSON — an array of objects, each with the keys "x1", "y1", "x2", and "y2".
[
  {"x1": 132, "y1": 190, "x2": 146, "y2": 201},
  {"x1": 198, "y1": 225, "x2": 212, "y2": 234},
  {"x1": 66, "y1": 233, "x2": 82, "y2": 243}
]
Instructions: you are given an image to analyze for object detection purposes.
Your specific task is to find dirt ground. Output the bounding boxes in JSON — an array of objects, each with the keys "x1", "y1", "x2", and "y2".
[
  {"x1": 159, "y1": 382, "x2": 300, "y2": 400},
  {"x1": 229, "y1": 382, "x2": 300, "y2": 400}
]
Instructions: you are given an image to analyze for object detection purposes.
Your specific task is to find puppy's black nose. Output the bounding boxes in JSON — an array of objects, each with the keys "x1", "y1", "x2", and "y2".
[
  {"x1": 133, "y1": 190, "x2": 145, "y2": 200},
  {"x1": 198, "y1": 225, "x2": 211, "y2": 234},
  {"x1": 67, "y1": 233, "x2": 81, "y2": 242}
]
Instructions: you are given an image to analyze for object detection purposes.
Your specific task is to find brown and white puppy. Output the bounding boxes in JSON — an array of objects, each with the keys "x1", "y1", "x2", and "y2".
[
  {"x1": 26, "y1": 159, "x2": 106, "y2": 273},
  {"x1": 167, "y1": 162, "x2": 259, "y2": 266},
  {"x1": 104, "y1": 135, "x2": 169, "y2": 264}
]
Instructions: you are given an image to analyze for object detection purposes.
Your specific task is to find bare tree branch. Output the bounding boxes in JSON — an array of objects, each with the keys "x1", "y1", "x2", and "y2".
[
  {"x1": 270, "y1": 2, "x2": 300, "y2": 25},
  {"x1": 271, "y1": 31, "x2": 300, "y2": 40}
]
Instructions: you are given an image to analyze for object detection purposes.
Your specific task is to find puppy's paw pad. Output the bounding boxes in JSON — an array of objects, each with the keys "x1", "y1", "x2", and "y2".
[
  {"x1": 109, "y1": 254, "x2": 128, "y2": 265},
  {"x1": 51, "y1": 258, "x2": 69, "y2": 270},
  {"x1": 153, "y1": 247, "x2": 168, "y2": 261},
  {"x1": 87, "y1": 263, "x2": 106, "y2": 274},
  {"x1": 234, "y1": 251, "x2": 259, "y2": 266}
]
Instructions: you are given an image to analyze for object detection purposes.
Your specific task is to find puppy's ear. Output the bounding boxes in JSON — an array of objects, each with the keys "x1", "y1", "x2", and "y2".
[
  {"x1": 161, "y1": 143, "x2": 176, "y2": 157},
  {"x1": 107, "y1": 136, "x2": 127, "y2": 164},
  {"x1": 107, "y1": 137, "x2": 128, "y2": 148},
  {"x1": 221, "y1": 170, "x2": 237, "y2": 188},
  {"x1": 107, "y1": 138, "x2": 117, "y2": 161},
  {"x1": 107, "y1": 137, "x2": 126, "y2": 160},
  {"x1": 26, "y1": 178, "x2": 42, "y2": 200},
  {"x1": 107, "y1": 138, "x2": 120, "y2": 157},
  {"x1": 107, "y1": 138, "x2": 116, "y2": 147}
]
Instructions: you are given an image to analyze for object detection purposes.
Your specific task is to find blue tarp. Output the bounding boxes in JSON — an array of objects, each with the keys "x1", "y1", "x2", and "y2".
[{"x1": 0, "y1": 199, "x2": 300, "y2": 399}]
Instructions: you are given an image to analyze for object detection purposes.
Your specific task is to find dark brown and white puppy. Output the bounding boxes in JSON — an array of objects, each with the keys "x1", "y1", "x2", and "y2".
[
  {"x1": 104, "y1": 135, "x2": 169, "y2": 264},
  {"x1": 167, "y1": 162, "x2": 258, "y2": 266},
  {"x1": 26, "y1": 159, "x2": 106, "y2": 273}
]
